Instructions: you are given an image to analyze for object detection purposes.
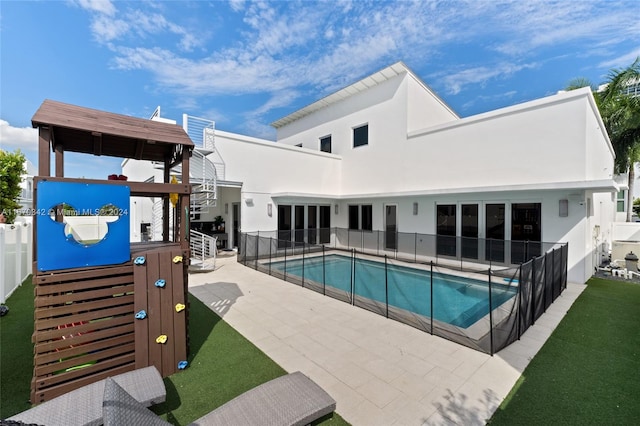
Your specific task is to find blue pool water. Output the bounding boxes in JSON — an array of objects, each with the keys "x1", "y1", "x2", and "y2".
[{"x1": 269, "y1": 254, "x2": 516, "y2": 328}]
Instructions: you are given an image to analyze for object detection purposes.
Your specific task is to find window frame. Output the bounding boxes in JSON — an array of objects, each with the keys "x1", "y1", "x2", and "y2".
[
  {"x1": 353, "y1": 124, "x2": 369, "y2": 148},
  {"x1": 320, "y1": 135, "x2": 332, "y2": 153}
]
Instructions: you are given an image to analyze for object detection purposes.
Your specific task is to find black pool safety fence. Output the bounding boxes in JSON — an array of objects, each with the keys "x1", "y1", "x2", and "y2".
[{"x1": 238, "y1": 228, "x2": 568, "y2": 355}]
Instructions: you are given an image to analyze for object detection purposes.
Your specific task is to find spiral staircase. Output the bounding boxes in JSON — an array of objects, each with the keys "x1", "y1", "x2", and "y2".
[{"x1": 150, "y1": 112, "x2": 222, "y2": 271}]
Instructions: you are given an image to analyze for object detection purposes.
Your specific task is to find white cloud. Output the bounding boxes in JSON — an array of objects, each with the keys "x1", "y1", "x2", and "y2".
[
  {"x1": 0, "y1": 120, "x2": 38, "y2": 152},
  {"x1": 438, "y1": 62, "x2": 539, "y2": 95},
  {"x1": 74, "y1": 0, "x2": 116, "y2": 17},
  {"x1": 91, "y1": 14, "x2": 129, "y2": 42},
  {"x1": 598, "y1": 48, "x2": 640, "y2": 69}
]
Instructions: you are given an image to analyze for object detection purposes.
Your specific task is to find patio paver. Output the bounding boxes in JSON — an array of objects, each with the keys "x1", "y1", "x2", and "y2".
[{"x1": 189, "y1": 255, "x2": 584, "y2": 426}]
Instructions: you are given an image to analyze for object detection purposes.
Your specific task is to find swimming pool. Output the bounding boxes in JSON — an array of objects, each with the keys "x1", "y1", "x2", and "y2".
[{"x1": 268, "y1": 254, "x2": 516, "y2": 328}]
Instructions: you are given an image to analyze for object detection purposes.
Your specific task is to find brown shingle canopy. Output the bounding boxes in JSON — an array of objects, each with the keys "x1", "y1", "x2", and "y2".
[{"x1": 32, "y1": 99, "x2": 194, "y2": 163}]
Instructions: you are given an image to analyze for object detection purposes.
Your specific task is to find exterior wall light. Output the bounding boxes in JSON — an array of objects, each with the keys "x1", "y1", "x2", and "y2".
[{"x1": 267, "y1": 203, "x2": 272, "y2": 216}]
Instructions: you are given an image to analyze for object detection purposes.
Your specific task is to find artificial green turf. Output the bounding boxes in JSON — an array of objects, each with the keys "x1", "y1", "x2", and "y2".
[
  {"x1": 0, "y1": 277, "x2": 34, "y2": 418},
  {"x1": 0, "y1": 280, "x2": 348, "y2": 425},
  {"x1": 489, "y1": 278, "x2": 640, "y2": 425}
]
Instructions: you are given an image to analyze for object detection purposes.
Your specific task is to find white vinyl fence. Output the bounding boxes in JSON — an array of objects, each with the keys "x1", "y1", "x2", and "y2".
[{"x1": 0, "y1": 221, "x2": 32, "y2": 303}]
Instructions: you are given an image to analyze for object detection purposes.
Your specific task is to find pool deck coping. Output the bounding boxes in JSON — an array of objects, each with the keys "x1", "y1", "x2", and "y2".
[{"x1": 189, "y1": 254, "x2": 584, "y2": 426}]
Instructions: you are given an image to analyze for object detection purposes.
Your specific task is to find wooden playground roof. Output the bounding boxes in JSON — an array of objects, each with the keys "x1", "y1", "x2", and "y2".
[{"x1": 32, "y1": 99, "x2": 194, "y2": 162}]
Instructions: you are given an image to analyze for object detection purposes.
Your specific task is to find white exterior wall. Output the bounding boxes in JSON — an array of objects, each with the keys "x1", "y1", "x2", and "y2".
[
  {"x1": 406, "y1": 74, "x2": 458, "y2": 133},
  {"x1": 403, "y1": 94, "x2": 608, "y2": 192},
  {"x1": 122, "y1": 158, "x2": 162, "y2": 242},
  {"x1": 214, "y1": 130, "x2": 341, "y2": 232}
]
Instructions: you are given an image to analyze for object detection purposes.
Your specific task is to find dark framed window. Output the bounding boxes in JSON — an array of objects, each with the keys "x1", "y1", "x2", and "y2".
[
  {"x1": 361, "y1": 205, "x2": 373, "y2": 231},
  {"x1": 353, "y1": 124, "x2": 368, "y2": 148},
  {"x1": 348, "y1": 205, "x2": 359, "y2": 230},
  {"x1": 320, "y1": 135, "x2": 332, "y2": 153}
]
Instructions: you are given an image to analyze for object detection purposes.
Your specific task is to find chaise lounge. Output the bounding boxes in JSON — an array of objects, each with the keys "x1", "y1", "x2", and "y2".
[{"x1": 7, "y1": 367, "x2": 336, "y2": 426}]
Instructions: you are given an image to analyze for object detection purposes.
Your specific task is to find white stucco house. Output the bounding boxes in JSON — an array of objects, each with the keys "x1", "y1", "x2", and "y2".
[{"x1": 123, "y1": 61, "x2": 619, "y2": 284}]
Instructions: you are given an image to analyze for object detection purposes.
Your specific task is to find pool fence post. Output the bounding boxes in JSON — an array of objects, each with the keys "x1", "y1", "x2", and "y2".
[
  {"x1": 552, "y1": 247, "x2": 557, "y2": 299},
  {"x1": 242, "y1": 233, "x2": 246, "y2": 265},
  {"x1": 269, "y1": 237, "x2": 272, "y2": 275},
  {"x1": 517, "y1": 265, "x2": 522, "y2": 339},
  {"x1": 322, "y1": 245, "x2": 326, "y2": 296},
  {"x1": 430, "y1": 261, "x2": 434, "y2": 335},
  {"x1": 488, "y1": 267, "x2": 494, "y2": 356},
  {"x1": 284, "y1": 240, "x2": 287, "y2": 282},
  {"x1": 543, "y1": 250, "x2": 547, "y2": 312},
  {"x1": 385, "y1": 255, "x2": 389, "y2": 318},
  {"x1": 301, "y1": 240, "x2": 305, "y2": 288},
  {"x1": 351, "y1": 249, "x2": 355, "y2": 305},
  {"x1": 255, "y1": 231, "x2": 259, "y2": 270},
  {"x1": 530, "y1": 257, "x2": 535, "y2": 326}
]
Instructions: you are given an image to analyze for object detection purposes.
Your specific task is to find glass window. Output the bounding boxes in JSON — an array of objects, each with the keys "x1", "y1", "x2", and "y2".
[
  {"x1": 353, "y1": 124, "x2": 368, "y2": 148},
  {"x1": 361, "y1": 205, "x2": 373, "y2": 231},
  {"x1": 348, "y1": 205, "x2": 359, "y2": 230},
  {"x1": 436, "y1": 204, "x2": 456, "y2": 257},
  {"x1": 616, "y1": 191, "x2": 627, "y2": 213},
  {"x1": 320, "y1": 135, "x2": 331, "y2": 153}
]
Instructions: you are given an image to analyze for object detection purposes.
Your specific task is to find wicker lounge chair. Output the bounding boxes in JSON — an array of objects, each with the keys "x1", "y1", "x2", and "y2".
[
  {"x1": 7, "y1": 366, "x2": 165, "y2": 426},
  {"x1": 188, "y1": 371, "x2": 337, "y2": 426},
  {"x1": 8, "y1": 369, "x2": 336, "y2": 426}
]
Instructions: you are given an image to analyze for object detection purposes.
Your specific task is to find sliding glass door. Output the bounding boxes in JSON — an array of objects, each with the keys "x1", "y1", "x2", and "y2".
[
  {"x1": 461, "y1": 204, "x2": 478, "y2": 259},
  {"x1": 485, "y1": 204, "x2": 505, "y2": 263},
  {"x1": 437, "y1": 204, "x2": 456, "y2": 257}
]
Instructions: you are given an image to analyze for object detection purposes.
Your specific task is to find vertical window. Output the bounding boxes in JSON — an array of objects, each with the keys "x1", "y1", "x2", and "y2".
[
  {"x1": 486, "y1": 204, "x2": 505, "y2": 263},
  {"x1": 436, "y1": 204, "x2": 456, "y2": 257},
  {"x1": 617, "y1": 190, "x2": 626, "y2": 212},
  {"x1": 348, "y1": 205, "x2": 359, "y2": 230},
  {"x1": 353, "y1": 124, "x2": 368, "y2": 148},
  {"x1": 361, "y1": 205, "x2": 373, "y2": 231},
  {"x1": 320, "y1": 135, "x2": 332, "y2": 153}
]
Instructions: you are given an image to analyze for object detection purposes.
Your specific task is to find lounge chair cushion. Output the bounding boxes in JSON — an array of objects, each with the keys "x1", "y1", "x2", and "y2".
[
  {"x1": 189, "y1": 371, "x2": 336, "y2": 426},
  {"x1": 102, "y1": 378, "x2": 170, "y2": 426}
]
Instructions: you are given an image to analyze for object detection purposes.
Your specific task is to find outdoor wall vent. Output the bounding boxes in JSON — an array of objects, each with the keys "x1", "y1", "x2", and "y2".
[{"x1": 559, "y1": 199, "x2": 569, "y2": 217}]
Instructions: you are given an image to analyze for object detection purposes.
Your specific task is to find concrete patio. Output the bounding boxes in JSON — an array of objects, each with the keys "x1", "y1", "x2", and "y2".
[{"x1": 189, "y1": 255, "x2": 585, "y2": 426}]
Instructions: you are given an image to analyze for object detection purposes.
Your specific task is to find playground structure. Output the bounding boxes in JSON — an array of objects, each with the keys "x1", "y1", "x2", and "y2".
[{"x1": 30, "y1": 100, "x2": 193, "y2": 403}]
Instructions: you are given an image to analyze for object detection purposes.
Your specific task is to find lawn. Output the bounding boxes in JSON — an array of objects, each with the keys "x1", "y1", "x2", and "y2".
[
  {"x1": 0, "y1": 278, "x2": 348, "y2": 425},
  {"x1": 489, "y1": 277, "x2": 640, "y2": 425}
]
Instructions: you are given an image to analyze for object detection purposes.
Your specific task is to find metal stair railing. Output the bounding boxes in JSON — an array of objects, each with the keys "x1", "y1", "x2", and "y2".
[{"x1": 190, "y1": 229, "x2": 217, "y2": 270}]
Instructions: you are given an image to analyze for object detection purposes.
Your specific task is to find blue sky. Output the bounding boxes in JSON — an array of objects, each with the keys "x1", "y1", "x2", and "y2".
[{"x1": 1, "y1": 0, "x2": 639, "y2": 179}]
